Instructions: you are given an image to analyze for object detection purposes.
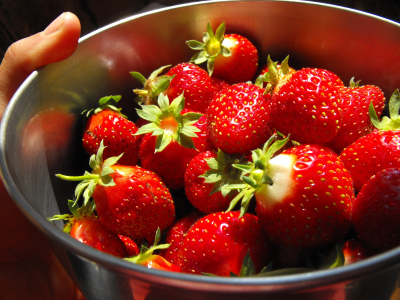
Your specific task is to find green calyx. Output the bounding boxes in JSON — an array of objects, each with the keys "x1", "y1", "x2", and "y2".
[
  {"x1": 349, "y1": 77, "x2": 361, "y2": 88},
  {"x1": 55, "y1": 140, "x2": 122, "y2": 206},
  {"x1": 124, "y1": 228, "x2": 170, "y2": 263},
  {"x1": 186, "y1": 21, "x2": 231, "y2": 76},
  {"x1": 255, "y1": 55, "x2": 290, "y2": 94},
  {"x1": 302, "y1": 244, "x2": 345, "y2": 270},
  {"x1": 131, "y1": 65, "x2": 174, "y2": 106},
  {"x1": 224, "y1": 133, "x2": 290, "y2": 218},
  {"x1": 48, "y1": 199, "x2": 96, "y2": 234},
  {"x1": 370, "y1": 89, "x2": 400, "y2": 131},
  {"x1": 82, "y1": 95, "x2": 126, "y2": 118},
  {"x1": 134, "y1": 92, "x2": 202, "y2": 153},
  {"x1": 200, "y1": 149, "x2": 249, "y2": 198}
]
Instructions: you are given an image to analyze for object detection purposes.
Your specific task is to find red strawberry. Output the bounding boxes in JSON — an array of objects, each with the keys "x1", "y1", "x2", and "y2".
[
  {"x1": 210, "y1": 76, "x2": 230, "y2": 91},
  {"x1": 180, "y1": 211, "x2": 271, "y2": 276},
  {"x1": 342, "y1": 238, "x2": 376, "y2": 265},
  {"x1": 257, "y1": 144, "x2": 353, "y2": 249},
  {"x1": 184, "y1": 150, "x2": 246, "y2": 213},
  {"x1": 162, "y1": 62, "x2": 221, "y2": 113},
  {"x1": 125, "y1": 228, "x2": 182, "y2": 272},
  {"x1": 268, "y1": 68, "x2": 344, "y2": 144},
  {"x1": 118, "y1": 235, "x2": 140, "y2": 257},
  {"x1": 340, "y1": 90, "x2": 400, "y2": 192},
  {"x1": 226, "y1": 136, "x2": 354, "y2": 250},
  {"x1": 187, "y1": 21, "x2": 258, "y2": 84},
  {"x1": 49, "y1": 200, "x2": 127, "y2": 258},
  {"x1": 352, "y1": 168, "x2": 400, "y2": 251},
  {"x1": 82, "y1": 95, "x2": 141, "y2": 166},
  {"x1": 160, "y1": 209, "x2": 204, "y2": 266},
  {"x1": 56, "y1": 141, "x2": 175, "y2": 241},
  {"x1": 136, "y1": 93, "x2": 214, "y2": 189},
  {"x1": 207, "y1": 82, "x2": 272, "y2": 154},
  {"x1": 325, "y1": 78, "x2": 386, "y2": 154}
]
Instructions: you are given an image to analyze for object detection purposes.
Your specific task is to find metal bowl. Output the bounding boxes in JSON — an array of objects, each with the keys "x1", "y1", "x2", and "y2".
[{"x1": 1, "y1": 1, "x2": 400, "y2": 299}]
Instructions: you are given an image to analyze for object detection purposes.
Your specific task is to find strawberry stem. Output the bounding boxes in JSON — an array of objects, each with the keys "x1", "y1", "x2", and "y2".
[
  {"x1": 223, "y1": 133, "x2": 290, "y2": 217},
  {"x1": 56, "y1": 174, "x2": 100, "y2": 181}
]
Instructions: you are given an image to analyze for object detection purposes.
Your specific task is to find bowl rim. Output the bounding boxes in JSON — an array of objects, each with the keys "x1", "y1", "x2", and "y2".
[{"x1": 1, "y1": 0, "x2": 400, "y2": 292}]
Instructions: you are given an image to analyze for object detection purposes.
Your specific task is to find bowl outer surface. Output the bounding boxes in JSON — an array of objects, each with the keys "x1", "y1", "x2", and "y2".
[{"x1": 2, "y1": 1, "x2": 400, "y2": 299}]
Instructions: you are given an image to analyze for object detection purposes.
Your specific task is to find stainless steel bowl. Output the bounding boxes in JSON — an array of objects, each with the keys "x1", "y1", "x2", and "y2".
[{"x1": 2, "y1": 1, "x2": 400, "y2": 299}]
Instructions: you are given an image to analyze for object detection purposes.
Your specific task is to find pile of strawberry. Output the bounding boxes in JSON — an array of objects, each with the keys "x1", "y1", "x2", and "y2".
[{"x1": 50, "y1": 21, "x2": 400, "y2": 276}]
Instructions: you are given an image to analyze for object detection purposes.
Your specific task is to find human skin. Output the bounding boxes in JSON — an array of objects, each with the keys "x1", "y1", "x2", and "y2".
[{"x1": 0, "y1": 12, "x2": 85, "y2": 300}]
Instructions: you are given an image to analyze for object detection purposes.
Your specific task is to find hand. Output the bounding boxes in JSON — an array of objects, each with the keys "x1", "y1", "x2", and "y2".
[{"x1": 0, "y1": 12, "x2": 85, "y2": 300}]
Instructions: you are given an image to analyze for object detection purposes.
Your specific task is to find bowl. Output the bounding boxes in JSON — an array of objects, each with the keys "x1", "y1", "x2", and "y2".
[{"x1": 2, "y1": 1, "x2": 400, "y2": 299}]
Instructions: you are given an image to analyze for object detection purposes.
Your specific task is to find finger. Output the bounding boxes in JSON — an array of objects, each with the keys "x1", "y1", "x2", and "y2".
[{"x1": 0, "y1": 12, "x2": 81, "y2": 117}]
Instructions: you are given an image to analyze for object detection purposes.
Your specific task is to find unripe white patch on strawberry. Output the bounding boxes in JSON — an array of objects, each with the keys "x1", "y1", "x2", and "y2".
[
  {"x1": 255, "y1": 154, "x2": 295, "y2": 209},
  {"x1": 221, "y1": 37, "x2": 236, "y2": 51}
]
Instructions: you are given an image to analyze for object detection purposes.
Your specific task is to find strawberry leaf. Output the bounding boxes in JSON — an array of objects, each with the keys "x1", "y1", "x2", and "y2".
[
  {"x1": 200, "y1": 150, "x2": 249, "y2": 197},
  {"x1": 186, "y1": 40, "x2": 205, "y2": 50},
  {"x1": 155, "y1": 134, "x2": 173, "y2": 153},
  {"x1": 214, "y1": 21, "x2": 226, "y2": 41},
  {"x1": 180, "y1": 125, "x2": 201, "y2": 137},
  {"x1": 56, "y1": 140, "x2": 120, "y2": 205},
  {"x1": 239, "y1": 251, "x2": 256, "y2": 277},
  {"x1": 135, "y1": 92, "x2": 202, "y2": 151},
  {"x1": 131, "y1": 65, "x2": 173, "y2": 105},
  {"x1": 98, "y1": 95, "x2": 122, "y2": 106},
  {"x1": 207, "y1": 58, "x2": 215, "y2": 76},
  {"x1": 130, "y1": 71, "x2": 147, "y2": 85},
  {"x1": 370, "y1": 89, "x2": 400, "y2": 131},
  {"x1": 135, "y1": 123, "x2": 160, "y2": 135}
]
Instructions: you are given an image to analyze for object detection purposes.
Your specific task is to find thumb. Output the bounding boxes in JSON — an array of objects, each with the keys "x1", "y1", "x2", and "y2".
[{"x1": 0, "y1": 12, "x2": 81, "y2": 117}]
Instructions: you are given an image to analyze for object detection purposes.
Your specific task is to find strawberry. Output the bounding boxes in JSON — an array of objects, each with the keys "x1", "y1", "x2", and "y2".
[
  {"x1": 184, "y1": 150, "x2": 247, "y2": 213},
  {"x1": 136, "y1": 93, "x2": 214, "y2": 189},
  {"x1": 268, "y1": 68, "x2": 344, "y2": 144},
  {"x1": 210, "y1": 76, "x2": 230, "y2": 91},
  {"x1": 340, "y1": 89, "x2": 400, "y2": 192},
  {"x1": 162, "y1": 62, "x2": 221, "y2": 113},
  {"x1": 48, "y1": 200, "x2": 128, "y2": 258},
  {"x1": 187, "y1": 21, "x2": 258, "y2": 84},
  {"x1": 325, "y1": 78, "x2": 386, "y2": 154},
  {"x1": 352, "y1": 168, "x2": 400, "y2": 251},
  {"x1": 125, "y1": 228, "x2": 182, "y2": 272},
  {"x1": 207, "y1": 82, "x2": 272, "y2": 154},
  {"x1": 226, "y1": 135, "x2": 354, "y2": 250},
  {"x1": 179, "y1": 211, "x2": 271, "y2": 276},
  {"x1": 118, "y1": 235, "x2": 140, "y2": 257},
  {"x1": 342, "y1": 238, "x2": 376, "y2": 265},
  {"x1": 82, "y1": 95, "x2": 141, "y2": 166},
  {"x1": 56, "y1": 140, "x2": 175, "y2": 241},
  {"x1": 160, "y1": 209, "x2": 204, "y2": 266}
]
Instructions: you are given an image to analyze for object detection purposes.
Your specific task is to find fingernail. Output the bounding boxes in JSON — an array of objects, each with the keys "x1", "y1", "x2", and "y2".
[{"x1": 44, "y1": 12, "x2": 65, "y2": 35}]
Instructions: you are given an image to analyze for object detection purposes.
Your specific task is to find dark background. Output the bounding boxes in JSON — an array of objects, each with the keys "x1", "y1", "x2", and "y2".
[{"x1": 1, "y1": 0, "x2": 400, "y2": 59}]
